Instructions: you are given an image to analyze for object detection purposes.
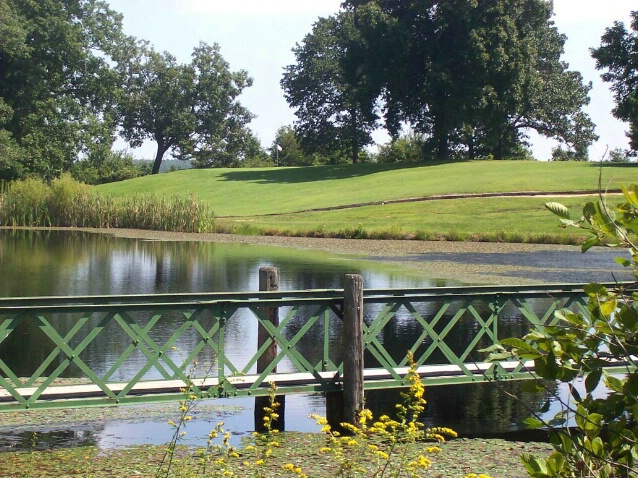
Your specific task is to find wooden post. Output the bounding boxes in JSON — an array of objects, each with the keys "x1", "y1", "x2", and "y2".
[
  {"x1": 254, "y1": 267, "x2": 285, "y2": 432},
  {"x1": 327, "y1": 274, "x2": 364, "y2": 430}
]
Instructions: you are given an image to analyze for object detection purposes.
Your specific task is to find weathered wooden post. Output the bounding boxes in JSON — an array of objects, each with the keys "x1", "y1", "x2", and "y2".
[
  {"x1": 327, "y1": 274, "x2": 364, "y2": 430},
  {"x1": 254, "y1": 266, "x2": 285, "y2": 432}
]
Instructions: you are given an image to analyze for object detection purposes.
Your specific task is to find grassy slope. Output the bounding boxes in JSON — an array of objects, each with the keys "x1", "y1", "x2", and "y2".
[
  {"x1": 96, "y1": 161, "x2": 638, "y2": 241},
  {"x1": 96, "y1": 161, "x2": 638, "y2": 216},
  {"x1": 230, "y1": 195, "x2": 597, "y2": 240}
]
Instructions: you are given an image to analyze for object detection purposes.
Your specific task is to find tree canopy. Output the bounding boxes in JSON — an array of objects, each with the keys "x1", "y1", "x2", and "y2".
[
  {"x1": 283, "y1": 0, "x2": 597, "y2": 161},
  {"x1": 281, "y1": 12, "x2": 381, "y2": 164},
  {"x1": 591, "y1": 10, "x2": 638, "y2": 153},
  {"x1": 0, "y1": 0, "x2": 127, "y2": 179},
  {"x1": 118, "y1": 41, "x2": 255, "y2": 174},
  {"x1": 0, "y1": 0, "x2": 258, "y2": 180}
]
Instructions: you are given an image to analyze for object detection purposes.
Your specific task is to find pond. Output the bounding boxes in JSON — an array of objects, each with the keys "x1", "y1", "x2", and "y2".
[{"x1": 0, "y1": 229, "x2": 629, "y2": 451}]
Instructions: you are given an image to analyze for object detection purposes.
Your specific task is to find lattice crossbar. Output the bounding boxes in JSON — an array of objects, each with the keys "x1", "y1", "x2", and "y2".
[{"x1": 0, "y1": 284, "x2": 622, "y2": 409}]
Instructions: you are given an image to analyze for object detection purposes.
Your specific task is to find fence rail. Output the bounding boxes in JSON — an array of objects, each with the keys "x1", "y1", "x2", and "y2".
[{"x1": 0, "y1": 274, "x2": 633, "y2": 423}]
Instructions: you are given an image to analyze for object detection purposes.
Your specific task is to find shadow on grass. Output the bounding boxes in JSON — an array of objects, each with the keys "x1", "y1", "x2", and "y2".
[{"x1": 219, "y1": 160, "x2": 466, "y2": 184}]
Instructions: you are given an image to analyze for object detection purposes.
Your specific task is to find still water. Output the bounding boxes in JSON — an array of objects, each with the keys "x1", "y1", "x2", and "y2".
[{"x1": 0, "y1": 229, "x2": 628, "y2": 450}]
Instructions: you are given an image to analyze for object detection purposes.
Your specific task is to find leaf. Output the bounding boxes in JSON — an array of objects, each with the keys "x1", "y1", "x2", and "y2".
[
  {"x1": 585, "y1": 369, "x2": 602, "y2": 393},
  {"x1": 486, "y1": 351, "x2": 514, "y2": 361},
  {"x1": 570, "y1": 386, "x2": 582, "y2": 403},
  {"x1": 521, "y1": 453, "x2": 549, "y2": 477},
  {"x1": 523, "y1": 417, "x2": 545, "y2": 429},
  {"x1": 575, "y1": 405, "x2": 603, "y2": 437},
  {"x1": 591, "y1": 436, "x2": 605, "y2": 457},
  {"x1": 499, "y1": 338, "x2": 542, "y2": 358},
  {"x1": 583, "y1": 283, "x2": 608, "y2": 297},
  {"x1": 593, "y1": 201, "x2": 618, "y2": 236},
  {"x1": 478, "y1": 344, "x2": 505, "y2": 353},
  {"x1": 622, "y1": 184, "x2": 638, "y2": 207},
  {"x1": 534, "y1": 353, "x2": 559, "y2": 379},
  {"x1": 599, "y1": 297, "x2": 618, "y2": 317},
  {"x1": 583, "y1": 202, "x2": 598, "y2": 223},
  {"x1": 546, "y1": 451, "x2": 566, "y2": 474},
  {"x1": 558, "y1": 218, "x2": 579, "y2": 228},
  {"x1": 548, "y1": 410, "x2": 567, "y2": 427},
  {"x1": 545, "y1": 202, "x2": 571, "y2": 219},
  {"x1": 605, "y1": 375, "x2": 625, "y2": 393},
  {"x1": 557, "y1": 311, "x2": 586, "y2": 327},
  {"x1": 522, "y1": 381, "x2": 546, "y2": 394},
  {"x1": 614, "y1": 256, "x2": 633, "y2": 268},
  {"x1": 618, "y1": 305, "x2": 638, "y2": 330},
  {"x1": 625, "y1": 374, "x2": 638, "y2": 396},
  {"x1": 524, "y1": 331, "x2": 548, "y2": 342},
  {"x1": 581, "y1": 236, "x2": 600, "y2": 253}
]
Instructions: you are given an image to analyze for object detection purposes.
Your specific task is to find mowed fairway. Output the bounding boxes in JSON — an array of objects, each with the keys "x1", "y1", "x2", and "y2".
[{"x1": 96, "y1": 161, "x2": 638, "y2": 242}]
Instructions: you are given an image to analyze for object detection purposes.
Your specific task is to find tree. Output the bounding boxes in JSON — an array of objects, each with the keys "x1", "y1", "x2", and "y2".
[
  {"x1": 281, "y1": 12, "x2": 381, "y2": 164},
  {"x1": 376, "y1": 131, "x2": 425, "y2": 163},
  {"x1": 0, "y1": 0, "x2": 127, "y2": 179},
  {"x1": 0, "y1": 129, "x2": 24, "y2": 182},
  {"x1": 118, "y1": 42, "x2": 254, "y2": 174},
  {"x1": 233, "y1": 130, "x2": 271, "y2": 168},
  {"x1": 343, "y1": 0, "x2": 596, "y2": 160},
  {"x1": 269, "y1": 126, "x2": 308, "y2": 166},
  {"x1": 591, "y1": 11, "x2": 638, "y2": 153},
  {"x1": 461, "y1": 0, "x2": 597, "y2": 159}
]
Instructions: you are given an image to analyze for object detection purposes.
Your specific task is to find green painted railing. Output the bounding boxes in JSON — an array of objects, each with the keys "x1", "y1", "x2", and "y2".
[{"x1": 0, "y1": 282, "x2": 631, "y2": 411}]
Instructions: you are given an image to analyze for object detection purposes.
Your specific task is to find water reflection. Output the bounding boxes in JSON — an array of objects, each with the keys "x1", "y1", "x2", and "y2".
[{"x1": 0, "y1": 229, "x2": 444, "y2": 297}]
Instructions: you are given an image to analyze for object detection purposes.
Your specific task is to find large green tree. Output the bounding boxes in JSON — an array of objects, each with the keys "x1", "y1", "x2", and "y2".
[
  {"x1": 343, "y1": 0, "x2": 596, "y2": 160},
  {"x1": 591, "y1": 11, "x2": 638, "y2": 153},
  {"x1": 0, "y1": 0, "x2": 126, "y2": 179},
  {"x1": 118, "y1": 42, "x2": 254, "y2": 174},
  {"x1": 281, "y1": 13, "x2": 380, "y2": 164},
  {"x1": 460, "y1": 0, "x2": 597, "y2": 159}
]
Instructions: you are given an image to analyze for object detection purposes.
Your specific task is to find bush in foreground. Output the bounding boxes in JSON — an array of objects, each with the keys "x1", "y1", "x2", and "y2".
[{"x1": 488, "y1": 185, "x2": 638, "y2": 477}]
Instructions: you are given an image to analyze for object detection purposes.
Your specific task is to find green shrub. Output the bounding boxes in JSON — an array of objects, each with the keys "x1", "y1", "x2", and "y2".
[
  {"x1": 376, "y1": 132, "x2": 425, "y2": 163},
  {"x1": 488, "y1": 185, "x2": 638, "y2": 477},
  {"x1": 71, "y1": 149, "x2": 150, "y2": 185}
]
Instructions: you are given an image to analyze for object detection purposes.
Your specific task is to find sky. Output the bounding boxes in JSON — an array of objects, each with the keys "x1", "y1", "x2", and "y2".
[{"x1": 106, "y1": 0, "x2": 636, "y2": 161}]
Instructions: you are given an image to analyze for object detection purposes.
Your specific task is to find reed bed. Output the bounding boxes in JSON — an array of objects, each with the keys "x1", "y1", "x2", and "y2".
[{"x1": 0, "y1": 175, "x2": 215, "y2": 233}]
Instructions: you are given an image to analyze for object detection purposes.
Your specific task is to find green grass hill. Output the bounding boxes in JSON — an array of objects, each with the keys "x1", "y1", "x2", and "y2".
[{"x1": 96, "y1": 160, "x2": 638, "y2": 242}]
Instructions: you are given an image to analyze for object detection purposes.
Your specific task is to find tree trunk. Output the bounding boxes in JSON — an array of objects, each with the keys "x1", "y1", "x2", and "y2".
[
  {"x1": 350, "y1": 109, "x2": 359, "y2": 164},
  {"x1": 152, "y1": 143, "x2": 168, "y2": 175},
  {"x1": 435, "y1": 127, "x2": 449, "y2": 161},
  {"x1": 433, "y1": 109, "x2": 449, "y2": 160}
]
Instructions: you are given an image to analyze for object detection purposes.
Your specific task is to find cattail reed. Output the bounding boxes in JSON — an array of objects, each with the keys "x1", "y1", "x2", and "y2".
[{"x1": 0, "y1": 175, "x2": 215, "y2": 233}]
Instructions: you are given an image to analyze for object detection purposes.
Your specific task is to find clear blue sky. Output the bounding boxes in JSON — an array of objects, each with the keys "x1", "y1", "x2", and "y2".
[{"x1": 106, "y1": 0, "x2": 636, "y2": 161}]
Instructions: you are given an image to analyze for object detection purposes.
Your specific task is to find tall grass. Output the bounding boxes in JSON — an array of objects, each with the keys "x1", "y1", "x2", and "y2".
[{"x1": 0, "y1": 175, "x2": 215, "y2": 233}]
